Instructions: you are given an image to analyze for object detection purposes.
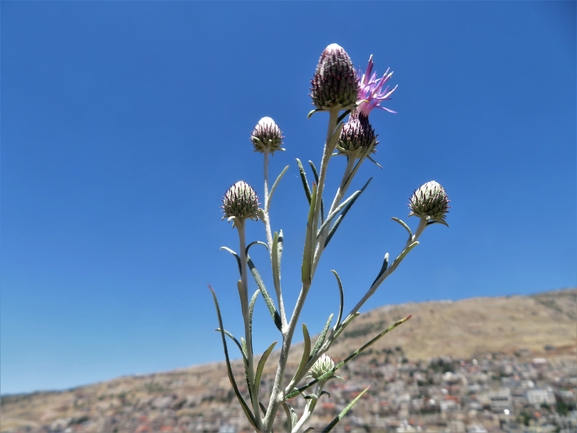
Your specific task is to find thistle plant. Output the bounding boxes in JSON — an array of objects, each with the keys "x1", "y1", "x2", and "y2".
[{"x1": 210, "y1": 43, "x2": 450, "y2": 433}]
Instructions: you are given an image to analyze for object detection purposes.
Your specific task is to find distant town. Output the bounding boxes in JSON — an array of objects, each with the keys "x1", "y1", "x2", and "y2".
[
  {"x1": 3, "y1": 289, "x2": 576, "y2": 433},
  {"x1": 3, "y1": 349, "x2": 576, "y2": 433}
]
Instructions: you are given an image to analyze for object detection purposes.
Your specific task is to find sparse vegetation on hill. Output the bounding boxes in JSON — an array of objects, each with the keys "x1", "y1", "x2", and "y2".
[{"x1": 2, "y1": 288, "x2": 576, "y2": 433}]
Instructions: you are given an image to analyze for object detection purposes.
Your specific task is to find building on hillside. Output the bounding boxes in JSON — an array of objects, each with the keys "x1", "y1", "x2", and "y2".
[
  {"x1": 526, "y1": 388, "x2": 556, "y2": 406},
  {"x1": 488, "y1": 388, "x2": 511, "y2": 413}
]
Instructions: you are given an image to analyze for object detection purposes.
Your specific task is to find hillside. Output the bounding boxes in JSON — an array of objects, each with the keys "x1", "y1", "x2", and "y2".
[
  {"x1": 327, "y1": 288, "x2": 577, "y2": 361},
  {"x1": 2, "y1": 288, "x2": 576, "y2": 433}
]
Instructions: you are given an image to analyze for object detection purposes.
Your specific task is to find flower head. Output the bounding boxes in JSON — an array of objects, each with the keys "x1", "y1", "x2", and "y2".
[
  {"x1": 251, "y1": 117, "x2": 285, "y2": 154},
  {"x1": 357, "y1": 55, "x2": 397, "y2": 117},
  {"x1": 337, "y1": 110, "x2": 378, "y2": 158},
  {"x1": 408, "y1": 181, "x2": 450, "y2": 223},
  {"x1": 222, "y1": 181, "x2": 260, "y2": 221},
  {"x1": 311, "y1": 44, "x2": 359, "y2": 111},
  {"x1": 308, "y1": 354, "x2": 336, "y2": 380}
]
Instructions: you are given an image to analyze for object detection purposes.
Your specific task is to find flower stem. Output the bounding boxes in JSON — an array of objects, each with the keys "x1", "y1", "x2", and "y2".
[
  {"x1": 263, "y1": 108, "x2": 340, "y2": 432},
  {"x1": 262, "y1": 150, "x2": 287, "y2": 328},
  {"x1": 343, "y1": 218, "x2": 428, "y2": 323},
  {"x1": 236, "y1": 220, "x2": 261, "y2": 428},
  {"x1": 313, "y1": 155, "x2": 356, "y2": 275}
]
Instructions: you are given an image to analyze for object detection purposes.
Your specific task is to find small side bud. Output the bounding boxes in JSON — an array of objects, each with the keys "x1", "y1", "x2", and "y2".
[
  {"x1": 221, "y1": 181, "x2": 260, "y2": 221},
  {"x1": 308, "y1": 354, "x2": 336, "y2": 380},
  {"x1": 311, "y1": 44, "x2": 359, "y2": 111},
  {"x1": 408, "y1": 181, "x2": 450, "y2": 223},
  {"x1": 337, "y1": 111, "x2": 378, "y2": 158},
  {"x1": 251, "y1": 117, "x2": 285, "y2": 154}
]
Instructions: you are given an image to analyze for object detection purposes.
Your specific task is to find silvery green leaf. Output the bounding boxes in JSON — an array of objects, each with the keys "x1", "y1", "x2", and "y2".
[
  {"x1": 324, "y1": 177, "x2": 372, "y2": 247},
  {"x1": 391, "y1": 217, "x2": 413, "y2": 240},
  {"x1": 310, "y1": 313, "x2": 333, "y2": 360},
  {"x1": 308, "y1": 160, "x2": 324, "y2": 221},
  {"x1": 370, "y1": 253, "x2": 389, "y2": 287},
  {"x1": 254, "y1": 341, "x2": 277, "y2": 400},
  {"x1": 247, "y1": 255, "x2": 281, "y2": 331},
  {"x1": 296, "y1": 158, "x2": 312, "y2": 204},
  {"x1": 208, "y1": 286, "x2": 258, "y2": 429},
  {"x1": 293, "y1": 324, "x2": 312, "y2": 385},
  {"x1": 320, "y1": 387, "x2": 370, "y2": 433},
  {"x1": 269, "y1": 165, "x2": 290, "y2": 206},
  {"x1": 220, "y1": 246, "x2": 241, "y2": 274},
  {"x1": 331, "y1": 270, "x2": 345, "y2": 331},
  {"x1": 301, "y1": 185, "x2": 317, "y2": 284},
  {"x1": 246, "y1": 241, "x2": 268, "y2": 254},
  {"x1": 272, "y1": 231, "x2": 283, "y2": 300}
]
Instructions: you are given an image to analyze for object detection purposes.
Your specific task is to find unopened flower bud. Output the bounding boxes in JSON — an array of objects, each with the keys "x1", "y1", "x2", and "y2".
[
  {"x1": 251, "y1": 117, "x2": 285, "y2": 154},
  {"x1": 222, "y1": 181, "x2": 260, "y2": 221},
  {"x1": 309, "y1": 354, "x2": 336, "y2": 380},
  {"x1": 408, "y1": 181, "x2": 450, "y2": 223},
  {"x1": 338, "y1": 111, "x2": 377, "y2": 158},
  {"x1": 311, "y1": 44, "x2": 359, "y2": 111}
]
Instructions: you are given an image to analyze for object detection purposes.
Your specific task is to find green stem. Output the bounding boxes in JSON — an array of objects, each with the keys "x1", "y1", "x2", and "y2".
[
  {"x1": 343, "y1": 217, "x2": 428, "y2": 322},
  {"x1": 263, "y1": 150, "x2": 287, "y2": 327},
  {"x1": 263, "y1": 108, "x2": 340, "y2": 432},
  {"x1": 307, "y1": 108, "x2": 340, "y2": 279},
  {"x1": 236, "y1": 220, "x2": 261, "y2": 428},
  {"x1": 313, "y1": 155, "x2": 356, "y2": 275}
]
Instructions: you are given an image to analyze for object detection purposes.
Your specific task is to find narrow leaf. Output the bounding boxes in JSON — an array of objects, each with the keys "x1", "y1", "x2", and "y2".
[
  {"x1": 308, "y1": 160, "x2": 320, "y2": 185},
  {"x1": 336, "y1": 316, "x2": 412, "y2": 370},
  {"x1": 307, "y1": 108, "x2": 320, "y2": 119},
  {"x1": 269, "y1": 165, "x2": 290, "y2": 205},
  {"x1": 254, "y1": 341, "x2": 277, "y2": 398},
  {"x1": 220, "y1": 246, "x2": 241, "y2": 274},
  {"x1": 248, "y1": 289, "x2": 261, "y2": 337},
  {"x1": 370, "y1": 253, "x2": 389, "y2": 288},
  {"x1": 271, "y1": 231, "x2": 283, "y2": 300},
  {"x1": 237, "y1": 280, "x2": 248, "y2": 316},
  {"x1": 216, "y1": 328, "x2": 246, "y2": 360},
  {"x1": 428, "y1": 219, "x2": 449, "y2": 228},
  {"x1": 321, "y1": 387, "x2": 370, "y2": 433},
  {"x1": 208, "y1": 286, "x2": 258, "y2": 429},
  {"x1": 308, "y1": 160, "x2": 324, "y2": 221},
  {"x1": 281, "y1": 403, "x2": 297, "y2": 433},
  {"x1": 247, "y1": 256, "x2": 281, "y2": 331},
  {"x1": 337, "y1": 109, "x2": 352, "y2": 124},
  {"x1": 332, "y1": 312, "x2": 360, "y2": 340},
  {"x1": 301, "y1": 185, "x2": 317, "y2": 284},
  {"x1": 246, "y1": 241, "x2": 268, "y2": 254},
  {"x1": 391, "y1": 217, "x2": 413, "y2": 239},
  {"x1": 293, "y1": 324, "x2": 312, "y2": 384},
  {"x1": 318, "y1": 189, "x2": 361, "y2": 236},
  {"x1": 324, "y1": 178, "x2": 372, "y2": 247},
  {"x1": 367, "y1": 155, "x2": 383, "y2": 169},
  {"x1": 331, "y1": 270, "x2": 345, "y2": 331},
  {"x1": 240, "y1": 336, "x2": 254, "y2": 404},
  {"x1": 310, "y1": 313, "x2": 333, "y2": 360},
  {"x1": 259, "y1": 402, "x2": 267, "y2": 417},
  {"x1": 296, "y1": 158, "x2": 312, "y2": 204}
]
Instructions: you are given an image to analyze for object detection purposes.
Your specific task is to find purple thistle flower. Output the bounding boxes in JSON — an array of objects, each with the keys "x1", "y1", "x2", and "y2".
[{"x1": 357, "y1": 55, "x2": 397, "y2": 117}]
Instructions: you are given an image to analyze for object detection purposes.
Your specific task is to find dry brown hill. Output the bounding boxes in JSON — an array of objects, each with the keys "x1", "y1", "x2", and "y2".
[
  {"x1": 2, "y1": 288, "x2": 575, "y2": 433},
  {"x1": 327, "y1": 287, "x2": 576, "y2": 361}
]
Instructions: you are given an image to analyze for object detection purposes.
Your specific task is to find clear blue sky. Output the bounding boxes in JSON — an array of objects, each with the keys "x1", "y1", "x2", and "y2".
[{"x1": 1, "y1": 2, "x2": 575, "y2": 395}]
